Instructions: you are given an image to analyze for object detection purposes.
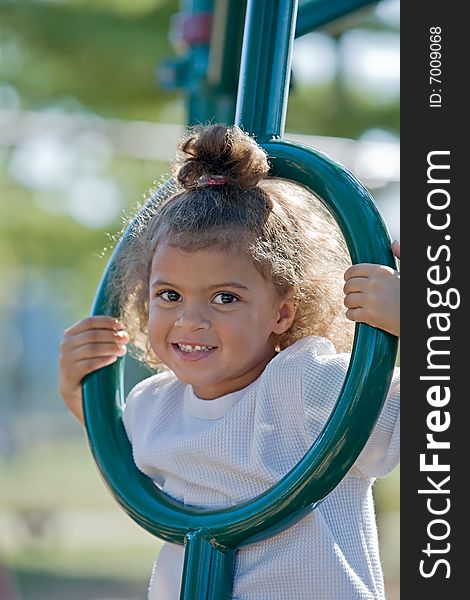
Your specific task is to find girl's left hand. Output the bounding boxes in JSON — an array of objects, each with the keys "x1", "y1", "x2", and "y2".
[{"x1": 343, "y1": 241, "x2": 400, "y2": 337}]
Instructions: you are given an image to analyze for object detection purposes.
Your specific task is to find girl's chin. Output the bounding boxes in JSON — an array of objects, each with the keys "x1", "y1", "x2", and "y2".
[{"x1": 173, "y1": 370, "x2": 218, "y2": 387}]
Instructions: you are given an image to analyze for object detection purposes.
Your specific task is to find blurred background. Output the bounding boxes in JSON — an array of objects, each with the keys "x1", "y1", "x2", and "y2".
[{"x1": 0, "y1": 0, "x2": 399, "y2": 598}]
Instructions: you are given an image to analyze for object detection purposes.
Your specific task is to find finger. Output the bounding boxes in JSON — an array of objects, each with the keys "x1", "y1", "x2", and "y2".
[
  {"x1": 344, "y1": 263, "x2": 377, "y2": 280},
  {"x1": 75, "y1": 355, "x2": 120, "y2": 380},
  {"x1": 61, "y1": 333, "x2": 127, "y2": 370},
  {"x1": 70, "y1": 341, "x2": 128, "y2": 362},
  {"x1": 344, "y1": 292, "x2": 365, "y2": 309},
  {"x1": 59, "y1": 342, "x2": 127, "y2": 378},
  {"x1": 61, "y1": 327, "x2": 129, "y2": 353},
  {"x1": 343, "y1": 277, "x2": 368, "y2": 295},
  {"x1": 76, "y1": 328, "x2": 129, "y2": 347},
  {"x1": 345, "y1": 263, "x2": 397, "y2": 282},
  {"x1": 345, "y1": 307, "x2": 367, "y2": 323},
  {"x1": 392, "y1": 240, "x2": 400, "y2": 260},
  {"x1": 64, "y1": 316, "x2": 124, "y2": 337}
]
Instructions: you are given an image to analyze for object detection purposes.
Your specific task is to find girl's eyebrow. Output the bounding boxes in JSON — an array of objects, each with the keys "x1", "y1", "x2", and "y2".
[
  {"x1": 209, "y1": 282, "x2": 249, "y2": 291},
  {"x1": 150, "y1": 279, "x2": 249, "y2": 291},
  {"x1": 150, "y1": 279, "x2": 175, "y2": 290}
]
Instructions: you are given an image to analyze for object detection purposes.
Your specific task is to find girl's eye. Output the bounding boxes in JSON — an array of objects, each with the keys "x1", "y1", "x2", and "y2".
[
  {"x1": 213, "y1": 292, "x2": 239, "y2": 305},
  {"x1": 157, "y1": 290, "x2": 181, "y2": 302}
]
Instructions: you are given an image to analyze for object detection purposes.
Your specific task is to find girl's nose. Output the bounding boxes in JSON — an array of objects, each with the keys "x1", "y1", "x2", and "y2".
[{"x1": 174, "y1": 309, "x2": 210, "y2": 331}]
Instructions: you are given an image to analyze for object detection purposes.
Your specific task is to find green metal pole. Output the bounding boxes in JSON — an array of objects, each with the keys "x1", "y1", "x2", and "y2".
[
  {"x1": 180, "y1": 532, "x2": 236, "y2": 600},
  {"x1": 159, "y1": 0, "x2": 247, "y2": 126},
  {"x1": 296, "y1": 0, "x2": 377, "y2": 38},
  {"x1": 235, "y1": 0, "x2": 298, "y2": 141},
  {"x1": 179, "y1": 0, "x2": 214, "y2": 125},
  {"x1": 207, "y1": 0, "x2": 247, "y2": 92}
]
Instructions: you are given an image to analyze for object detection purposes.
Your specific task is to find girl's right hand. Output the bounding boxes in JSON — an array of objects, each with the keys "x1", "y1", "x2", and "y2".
[
  {"x1": 343, "y1": 241, "x2": 400, "y2": 337},
  {"x1": 58, "y1": 316, "x2": 129, "y2": 424}
]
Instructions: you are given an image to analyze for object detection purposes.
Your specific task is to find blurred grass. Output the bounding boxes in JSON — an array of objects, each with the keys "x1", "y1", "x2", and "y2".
[
  {"x1": 0, "y1": 437, "x2": 159, "y2": 598},
  {"x1": 7, "y1": 546, "x2": 157, "y2": 582},
  {"x1": 1, "y1": 438, "x2": 105, "y2": 509},
  {"x1": 0, "y1": 437, "x2": 399, "y2": 599}
]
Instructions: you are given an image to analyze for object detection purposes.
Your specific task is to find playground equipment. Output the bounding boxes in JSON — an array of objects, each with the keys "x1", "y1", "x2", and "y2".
[{"x1": 82, "y1": 1, "x2": 398, "y2": 598}]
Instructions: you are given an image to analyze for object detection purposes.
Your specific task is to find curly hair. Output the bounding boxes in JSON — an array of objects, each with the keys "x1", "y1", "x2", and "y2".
[{"x1": 107, "y1": 124, "x2": 354, "y2": 368}]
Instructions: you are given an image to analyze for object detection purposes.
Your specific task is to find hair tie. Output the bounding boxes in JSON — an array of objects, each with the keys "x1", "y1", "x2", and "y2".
[{"x1": 195, "y1": 175, "x2": 228, "y2": 188}]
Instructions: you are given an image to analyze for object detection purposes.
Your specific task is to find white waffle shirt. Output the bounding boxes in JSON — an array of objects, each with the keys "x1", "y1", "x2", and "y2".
[{"x1": 123, "y1": 336, "x2": 400, "y2": 600}]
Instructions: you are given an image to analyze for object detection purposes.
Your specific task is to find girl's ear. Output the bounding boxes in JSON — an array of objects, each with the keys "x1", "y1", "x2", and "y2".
[{"x1": 273, "y1": 294, "x2": 298, "y2": 335}]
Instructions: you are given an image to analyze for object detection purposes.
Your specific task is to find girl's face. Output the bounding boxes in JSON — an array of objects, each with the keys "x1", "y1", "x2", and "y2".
[{"x1": 148, "y1": 242, "x2": 296, "y2": 399}]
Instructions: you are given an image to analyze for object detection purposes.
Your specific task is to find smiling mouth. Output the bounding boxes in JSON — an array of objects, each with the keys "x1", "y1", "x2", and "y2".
[{"x1": 174, "y1": 343, "x2": 216, "y2": 353}]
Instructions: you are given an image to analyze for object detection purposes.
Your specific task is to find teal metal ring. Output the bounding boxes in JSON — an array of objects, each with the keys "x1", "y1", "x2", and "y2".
[{"x1": 83, "y1": 140, "x2": 398, "y2": 551}]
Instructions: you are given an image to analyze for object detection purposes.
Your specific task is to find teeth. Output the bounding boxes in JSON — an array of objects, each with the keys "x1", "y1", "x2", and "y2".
[{"x1": 177, "y1": 343, "x2": 214, "y2": 352}]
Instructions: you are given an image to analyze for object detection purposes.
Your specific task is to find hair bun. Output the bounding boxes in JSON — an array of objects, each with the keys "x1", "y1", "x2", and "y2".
[{"x1": 174, "y1": 124, "x2": 269, "y2": 190}]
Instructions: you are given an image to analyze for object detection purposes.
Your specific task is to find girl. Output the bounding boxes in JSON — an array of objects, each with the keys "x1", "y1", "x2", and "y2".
[{"x1": 59, "y1": 124, "x2": 400, "y2": 600}]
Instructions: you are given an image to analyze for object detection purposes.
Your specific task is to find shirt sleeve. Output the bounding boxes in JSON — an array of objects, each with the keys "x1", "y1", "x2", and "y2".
[
  {"x1": 121, "y1": 369, "x2": 177, "y2": 446},
  {"x1": 353, "y1": 367, "x2": 400, "y2": 479},
  {"x1": 302, "y1": 339, "x2": 400, "y2": 480},
  {"x1": 121, "y1": 377, "x2": 150, "y2": 445}
]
